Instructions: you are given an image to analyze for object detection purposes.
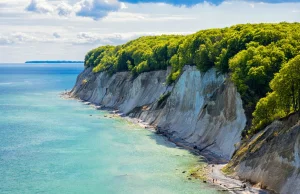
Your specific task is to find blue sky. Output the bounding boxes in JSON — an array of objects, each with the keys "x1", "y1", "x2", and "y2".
[{"x1": 0, "y1": 0, "x2": 300, "y2": 62}]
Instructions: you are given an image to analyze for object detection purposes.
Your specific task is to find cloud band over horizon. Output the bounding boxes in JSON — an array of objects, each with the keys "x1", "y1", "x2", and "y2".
[
  {"x1": 23, "y1": 0, "x2": 300, "y2": 20},
  {"x1": 0, "y1": 0, "x2": 300, "y2": 62}
]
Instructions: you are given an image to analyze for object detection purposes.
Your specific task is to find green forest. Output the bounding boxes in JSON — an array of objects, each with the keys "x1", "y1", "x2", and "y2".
[{"x1": 84, "y1": 23, "x2": 300, "y2": 135}]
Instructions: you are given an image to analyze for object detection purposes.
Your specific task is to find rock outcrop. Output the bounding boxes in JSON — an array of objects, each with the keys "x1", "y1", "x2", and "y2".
[
  {"x1": 71, "y1": 66, "x2": 246, "y2": 160},
  {"x1": 226, "y1": 113, "x2": 300, "y2": 193}
]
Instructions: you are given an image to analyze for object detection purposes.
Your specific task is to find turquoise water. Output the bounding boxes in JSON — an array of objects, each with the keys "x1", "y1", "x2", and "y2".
[{"x1": 0, "y1": 63, "x2": 220, "y2": 194}]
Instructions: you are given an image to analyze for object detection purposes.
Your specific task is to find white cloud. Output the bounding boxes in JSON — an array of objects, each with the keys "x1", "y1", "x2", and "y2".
[
  {"x1": 0, "y1": 31, "x2": 191, "y2": 46},
  {"x1": 0, "y1": 32, "x2": 59, "y2": 45},
  {"x1": 26, "y1": 0, "x2": 54, "y2": 14},
  {"x1": 0, "y1": 35, "x2": 14, "y2": 45},
  {"x1": 1, "y1": 0, "x2": 300, "y2": 62},
  {"x1": 75, "y1": 0, "x2": 122, "y2": 20},
  {"x1": 25, "y1": 0, "x2": 73, "y2": 16},
  {"x1": 53, "y1": 32, "x2": 61, "y2": 38},
  {"x1": 120, "y1": 2, "x2": 128, "y2": 9},
  {"x1": 23, "y1": 0, "x2": 123, "y2": 20},
  {"x1": 103, "y1": 12, "x2": 196, "y2": 22},
  {"x1": 74, "y1": 31, "x2": 192, "y2": 45},
  {"x1": 57, "y1": 2, "x2": 73, "y2": 16},
  {"x1": 0, "y1": 3, "x2": 8, "y2": 8}
]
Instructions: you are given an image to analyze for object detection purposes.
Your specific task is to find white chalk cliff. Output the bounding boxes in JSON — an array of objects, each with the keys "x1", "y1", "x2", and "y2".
[
  {"x1": 71, "y1": 66, "x2": 246, "y2": 160},
  {"x1": 71, "y1": 65, "x2": 300, "y2": 193}
]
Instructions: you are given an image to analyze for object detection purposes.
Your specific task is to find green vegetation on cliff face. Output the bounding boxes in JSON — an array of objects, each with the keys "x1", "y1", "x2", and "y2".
[{"x1": 84, "y1": 22, "x2": 300, "y2": 134}]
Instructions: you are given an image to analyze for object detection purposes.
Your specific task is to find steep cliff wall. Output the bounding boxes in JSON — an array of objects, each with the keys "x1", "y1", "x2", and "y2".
[
  {"x1": 71, "y1": 64, "x2": 300, "y2": 193},
  {"x1": 71, "y1": 66, "x2": 246, "y2": 160},
  {"x1": 71, "y1": 67, "x2": 171, "y2": 114},
  {"x1": 226, "y1": 113, "x2": 300, "y2": 193}
]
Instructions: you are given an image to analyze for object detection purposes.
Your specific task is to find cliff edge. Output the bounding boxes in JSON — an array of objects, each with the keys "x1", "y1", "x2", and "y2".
[{"x1": 71, "y1": 66, "x2": 246, "y2": 160}]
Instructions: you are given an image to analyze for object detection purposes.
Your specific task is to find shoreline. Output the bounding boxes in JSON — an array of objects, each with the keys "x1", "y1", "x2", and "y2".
[{"x1": 61, "y1": 91, "x2": 269, "y2": 194}]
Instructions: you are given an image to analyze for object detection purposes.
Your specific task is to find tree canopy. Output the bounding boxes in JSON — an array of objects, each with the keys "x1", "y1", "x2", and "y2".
[
  {"x1": 84, "y1": 22, "x2": 300, "y2": 134},
  {"x1": 251, "y1": 55, "x2": 300, "y2": 133}
]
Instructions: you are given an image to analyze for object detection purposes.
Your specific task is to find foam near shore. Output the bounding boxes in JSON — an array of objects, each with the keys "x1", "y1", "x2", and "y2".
[
  {"x1": 64, "y1": 93, "x2": 268, "y2": 194},
  {"x1": 63, "y1": 65, "x2": 269, "y2": 193},
  {"x1": 70, "y1": 66, "x2": 247, "y2": 160}
]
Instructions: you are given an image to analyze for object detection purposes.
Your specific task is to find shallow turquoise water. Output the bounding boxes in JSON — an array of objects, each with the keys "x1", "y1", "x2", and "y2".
[{"x1": 0, "y1": 63, "x2": 220, "y2": 194}]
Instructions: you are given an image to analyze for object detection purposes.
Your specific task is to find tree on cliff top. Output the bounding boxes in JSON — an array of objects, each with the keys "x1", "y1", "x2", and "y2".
[
  {"x1": 252, "y1": 55, "x2": 300, "y2": 133},
  {"x1": 83, "y1": 23, "x2": 300, "y2": 134}
]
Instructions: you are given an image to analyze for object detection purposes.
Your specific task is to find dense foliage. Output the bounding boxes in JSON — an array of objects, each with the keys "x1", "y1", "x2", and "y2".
[
  {"x1": 84, "y1": 35, "x2": 185, "y2": 75},
  {"x1": 251, "y1": 55, "x2": 300, "y2": 133},
  {"x1": 84, "y1": 23, "x2": 300, "y2": 134}
]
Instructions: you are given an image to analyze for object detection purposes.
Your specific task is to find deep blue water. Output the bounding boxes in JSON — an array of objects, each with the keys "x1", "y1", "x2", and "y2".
[{"x1": 0, "y1": 63, "x2": 220, "y2": 194}]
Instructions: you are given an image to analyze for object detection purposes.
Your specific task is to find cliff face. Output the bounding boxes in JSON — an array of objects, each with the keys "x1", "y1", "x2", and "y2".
[
  {"x1": 71, "y1": 65, "x2": 300, "y2": 193},
  {"x1": 227, "y1": 113, "x2": 300, "y2": 193},
  {"x1": 71, "y1": 67, "x2": 171, "y2": 114},
  {"x1": 71, "y1": 66, "x2": 246, "y2": 160}
]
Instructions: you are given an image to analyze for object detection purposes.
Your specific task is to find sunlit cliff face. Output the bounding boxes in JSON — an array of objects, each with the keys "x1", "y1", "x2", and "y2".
[{"x1": 71, "y1": 66, "x2": 246, "y2": 160}]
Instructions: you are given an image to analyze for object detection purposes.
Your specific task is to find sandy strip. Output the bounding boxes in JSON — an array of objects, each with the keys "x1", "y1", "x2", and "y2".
[
  {"x1": 165, "y1": 138, "x2": 269, "y2": 194},
  {"x1": 208, "y1": 164, "x2": 268, "y2": 194}
]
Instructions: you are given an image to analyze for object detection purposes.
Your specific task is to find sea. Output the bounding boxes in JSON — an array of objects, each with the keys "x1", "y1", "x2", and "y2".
[{"x1": 0, "y1": 63, "x2": 221, "y2": 194}]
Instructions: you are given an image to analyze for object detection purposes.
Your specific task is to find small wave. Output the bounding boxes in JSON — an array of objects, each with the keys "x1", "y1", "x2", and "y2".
[
  {"x1": 24, "y1": 80, "x2": 32, "y2": 84},
  {"x1": 32, "y1": 93, "x2": 43, "y2": 96},
  {"x1": 0, "y1": 81, "x2": 33, "y2": 86},
  {"x1": 0, "y1": 82, "x2": 12, "y2": 85}
]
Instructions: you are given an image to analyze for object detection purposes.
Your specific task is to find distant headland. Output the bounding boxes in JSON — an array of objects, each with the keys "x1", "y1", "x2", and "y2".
[{"x1": 25, "y1": 61, "x2": 84, "y2": 63}]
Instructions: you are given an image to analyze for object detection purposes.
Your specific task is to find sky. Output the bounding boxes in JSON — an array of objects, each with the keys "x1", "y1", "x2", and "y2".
[{"x1": 0, "y1": 0, "x2": 299, "y2": 63}]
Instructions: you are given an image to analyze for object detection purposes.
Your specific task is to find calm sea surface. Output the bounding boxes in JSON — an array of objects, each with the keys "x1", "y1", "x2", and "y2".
[{"x1": 0, "y1": 63, "x2": 220, "y2": 194}]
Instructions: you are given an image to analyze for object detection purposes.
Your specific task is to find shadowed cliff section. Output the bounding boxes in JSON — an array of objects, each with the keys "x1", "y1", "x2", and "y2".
[{"x1": 224, "y1": 113, "x2": 300, "y2": 193}]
